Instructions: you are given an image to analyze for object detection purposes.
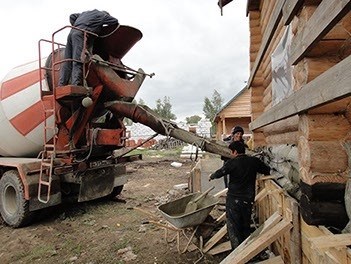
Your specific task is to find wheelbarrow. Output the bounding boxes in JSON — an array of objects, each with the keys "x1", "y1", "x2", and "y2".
[{"x1": 158, "y1": 191, "x2": 219, "y2": 229}]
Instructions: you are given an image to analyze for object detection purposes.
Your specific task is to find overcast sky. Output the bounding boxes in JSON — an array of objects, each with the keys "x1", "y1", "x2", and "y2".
[{"x1": 0, "y1": 0, "x2": 249, "y2": 121}]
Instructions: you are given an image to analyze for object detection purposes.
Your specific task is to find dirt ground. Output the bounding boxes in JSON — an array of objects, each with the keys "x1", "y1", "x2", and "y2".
[{"x1": 0, "y1": 154, "x2": 228, "y2": 264}]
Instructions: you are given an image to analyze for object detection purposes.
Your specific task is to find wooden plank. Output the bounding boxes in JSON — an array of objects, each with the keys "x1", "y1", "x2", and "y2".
[
  {"x1": 318, "y1": 227, "x2": 348, "y2": 263},
  {"x1": 220, "y1": 218, "x2": 293, "y2": 264},
  {"x1": 256, "y1": 255, "x2": 284, "y2": 264},
  {"x1": 325, "y1": 250, "x2": 346, "y2": 264},
  {"x1": 203, "y1": 224, "x2": 227, "y2": 253},
  {"x1": 229, "y1": 212, "x2": 283, "y2": 255},
  {"x1": 301, "y1": 218, "x2": 348, "y2": 263},
  {"x1": 215, "y1": 212, "x2": 226, "y2": 223},
  {"x1": 207, "y1": 241, "x2": 231, "y2": 255},
  {"x1": 250, "y1": 54, "x2": 351, "y2": 130},
  {"x1": 327, "y1": 247, "x2": 348, "y2": 263},
  {"x1": 209, "y1": 212, "x2": 283, "y2": 256},
  {"x1": 190, "y1": 160, "x2": 201, "y2": 192},
  {"x1": 247, "y1": 0, "x2": 286, "y2": 88},
  {"x1": 255, "y1": 188, "x2": 268, "y2": 203},
  {"x1": 282, "y1": 0, "x2": 304, "y2": 25},
  {"x1": 247, "y1": 0, "x2": 260, "y2": 15},
  {"x1": 290, "y1": 0, "x2": 351, "y2": 65},
  {"x1": 288, "y1": 197, "x2": 302, "y2": 264},
  {"x1": 310, "y1": 234, "x2": 351, "y2": 249}
]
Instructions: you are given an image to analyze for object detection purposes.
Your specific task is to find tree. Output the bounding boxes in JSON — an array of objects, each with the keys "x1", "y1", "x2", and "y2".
[
  {"x1": 153, "y1": 96, "x2": 177, "y2": 120},
  {"x1": 185, "y1": 115, "x2": 202, "y2": 124},
  {"x1": 203, "y1": 90, "x2": 223, "y2": 121},
  {"x1": 138, "y1": 98, "x2": 146, "y2": 105}
]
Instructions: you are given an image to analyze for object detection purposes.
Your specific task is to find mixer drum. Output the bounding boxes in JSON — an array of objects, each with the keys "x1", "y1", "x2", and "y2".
[{"x1": 0, "y1": 58, "x2": 53, "y2": 157}]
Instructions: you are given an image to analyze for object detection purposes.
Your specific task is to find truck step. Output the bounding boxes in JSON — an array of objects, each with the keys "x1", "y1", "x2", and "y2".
[
  {"x1": 41, "y1": 161, "x2": 53, "y2": 167},
  {"x1": 39, "y1": 180, "x2": 50, "y2": 186}
]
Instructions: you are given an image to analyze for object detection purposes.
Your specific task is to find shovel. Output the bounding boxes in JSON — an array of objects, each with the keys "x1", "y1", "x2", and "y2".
[{"x1": 184, "y1": 186, "x2": 215, "y2": 214}]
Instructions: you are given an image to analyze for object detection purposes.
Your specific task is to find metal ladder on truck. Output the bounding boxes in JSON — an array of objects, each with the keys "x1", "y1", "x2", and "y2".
[
  {"x1": 38, "y1": 94, "x2": 56, "y2": 203},
  {"x1": 37, "y1": 38, "x2": 60, "y2": 204}
]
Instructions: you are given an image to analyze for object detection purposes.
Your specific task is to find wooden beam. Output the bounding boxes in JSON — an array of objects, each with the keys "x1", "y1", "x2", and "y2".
[
  {"x1": 310, "y1": 234, "x2": 351, "y2": 249},
  {"x1": 220, "y1": 218, "x2": 292, "y2": 264},
  {"x1": 247, "y1": 0, "x2": 286, "y2": 88},
  {"x1": 301, "y1": 219, "x2": 348, "y2": 263},
  {"x1": 227, "y1": 212, "x2": 283, "y2": 255},
  {"x1": 215, "y1": 212, "x2": 226, "y2": 223},
  {"x1": 290, "y1": 0, "x2": 351, "y2": 65},
  {"x1": 207, "y1": 241, "x2": 231, "y2": 255},
  {"x1": 325, "y1": 252, "x2": 346, "y2": 264},
  {"x1": 209, "y1": 211, "x2": 283, "y2": 256},
  {"x1": 255, "y1": 188, "x2": 268, "y2": 203},
  {"x1": 250, "y1": 54, "x2": 351, "y2": 130},
  {"x1": 246, "y1": 0, "x2": 260, "y2": 16},
  {"x1": 203, "y1": 224, "x2": 227, "y2": 253},
  {"x1": 282, "y1": 0, "x2": 304, "y2": 25},
  {"x1": 288, "y1": 197, "x2": 302, "y2": 263},
  {"x1": 256, "y1": 256, "x2": 284, "y2": 264}
]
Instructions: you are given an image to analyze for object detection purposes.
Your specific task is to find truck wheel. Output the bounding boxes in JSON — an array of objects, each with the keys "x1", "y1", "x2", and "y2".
[
  {"x1": 108, "y1": 185, "x2": 124, "y2": 199},
  {"x1": 0, "y1": 170, "x2": 32, "y2": 227}
]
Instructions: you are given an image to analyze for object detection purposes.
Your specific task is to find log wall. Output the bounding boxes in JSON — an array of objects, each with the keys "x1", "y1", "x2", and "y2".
[{"x1": 246, "y1": 0, "x2": 351, "y2": 262}]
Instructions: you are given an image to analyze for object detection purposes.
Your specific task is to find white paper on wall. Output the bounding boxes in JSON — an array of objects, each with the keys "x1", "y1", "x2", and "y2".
[{"x1": 271, "y1": 25, "x2": 293, "y2": 106}]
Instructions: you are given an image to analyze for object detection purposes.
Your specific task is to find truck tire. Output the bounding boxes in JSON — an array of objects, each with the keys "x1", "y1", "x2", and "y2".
[{"x1": 0, "y1": 170, "x2": 32, "y2": 227}]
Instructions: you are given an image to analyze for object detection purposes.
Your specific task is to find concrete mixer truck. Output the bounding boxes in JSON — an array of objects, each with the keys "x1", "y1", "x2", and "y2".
[{"x1": 0, "y1": 24, "x2": 232, "y2": 227}]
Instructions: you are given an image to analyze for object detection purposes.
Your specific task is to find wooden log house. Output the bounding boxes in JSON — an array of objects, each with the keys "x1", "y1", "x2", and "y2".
[
  {"x1": 214, "y1": 86, "x2": 251, "y2": 139},
  {"x1": 239, "y1": 0, "x2": 351, "y2": 263}
]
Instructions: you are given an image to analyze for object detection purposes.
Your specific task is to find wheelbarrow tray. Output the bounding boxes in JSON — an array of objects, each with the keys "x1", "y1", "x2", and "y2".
[{"x1": 158, "y1": 193, "x2": 219, "y2": 229}]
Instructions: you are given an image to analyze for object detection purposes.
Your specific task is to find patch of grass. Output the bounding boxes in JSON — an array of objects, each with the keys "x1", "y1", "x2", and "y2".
[
  {"x1": 110, "y1": 237, "x2": 131, "y2": 252},
  {"x1": 12, "y1": 244, "x2": 56, "y2": 262},
  {"x1": 61, "y1": 239, "x2": 83, "y2": 256}
]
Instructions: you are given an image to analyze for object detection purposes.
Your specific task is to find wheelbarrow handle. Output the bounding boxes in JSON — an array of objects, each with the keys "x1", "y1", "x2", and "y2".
[{"x1": 193, "y1": 186, "x2": 215, "y2": 203}]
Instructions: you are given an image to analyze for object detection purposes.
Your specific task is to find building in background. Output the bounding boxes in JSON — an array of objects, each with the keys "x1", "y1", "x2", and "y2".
[
  {"x1": 126, "y1": 118, "x2": 212, "y2": 148},
  {"x1": 213, "y1": 86, "x2": 251, "y2": 140}
]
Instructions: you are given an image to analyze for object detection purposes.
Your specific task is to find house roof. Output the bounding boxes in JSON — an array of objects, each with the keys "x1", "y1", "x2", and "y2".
[{"x1": 214, "y1": 86, "x2": 250, "y2": 122}]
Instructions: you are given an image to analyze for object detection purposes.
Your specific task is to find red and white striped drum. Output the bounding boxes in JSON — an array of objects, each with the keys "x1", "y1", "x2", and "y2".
[{"x1": 0, "y1": 59, "x2": 54, "y2": 157}]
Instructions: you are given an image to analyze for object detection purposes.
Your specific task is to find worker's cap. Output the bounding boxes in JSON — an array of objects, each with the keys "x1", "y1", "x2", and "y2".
[{"x1": 231, "y1": 126, "x2": 244, "y2": 135}]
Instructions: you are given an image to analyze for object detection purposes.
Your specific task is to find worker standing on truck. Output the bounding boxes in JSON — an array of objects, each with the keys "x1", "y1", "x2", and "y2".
[
  {"x1": 209, "y1": 141, "x2": 270, "y2": 250},
  {"x1": 58, "y1": 9, "x2": 119, "y2": 86}
]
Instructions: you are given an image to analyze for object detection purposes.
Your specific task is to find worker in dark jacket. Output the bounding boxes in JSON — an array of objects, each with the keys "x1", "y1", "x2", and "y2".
[
  {"x1": 209, "y1": 141, "x2": 270, "y2": 250},
  {"x1": 58, "y1": 9, "x2": 119, "y2": 86},
  {"x1": 222, "y1": 125, "x2": 247, "y2": 188}
]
